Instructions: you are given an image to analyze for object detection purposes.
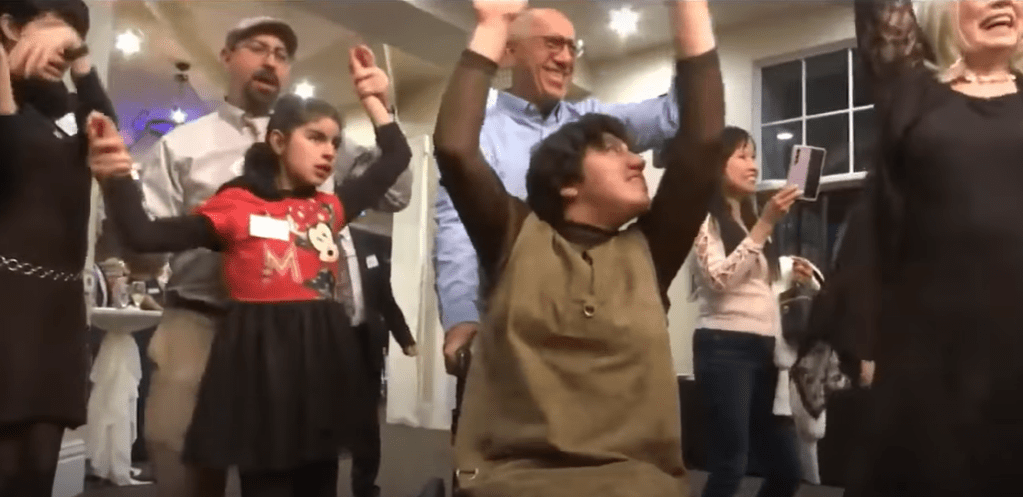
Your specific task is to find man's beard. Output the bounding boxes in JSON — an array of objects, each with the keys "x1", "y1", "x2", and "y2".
[
  {"x1": 243, "y1": 82, "x2": 278, "y2": 114},
  {"x1": 242, "y1": 69, "x2": 281, "y2": 115}
]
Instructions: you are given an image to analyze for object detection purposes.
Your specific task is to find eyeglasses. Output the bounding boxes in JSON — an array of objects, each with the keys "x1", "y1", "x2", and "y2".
[
  {"x1": 533, "y1": 35, "x2": 584, "y2": 58},
  {"x1": 238, "y1": 40, "x2": 291, "y2": 64}
]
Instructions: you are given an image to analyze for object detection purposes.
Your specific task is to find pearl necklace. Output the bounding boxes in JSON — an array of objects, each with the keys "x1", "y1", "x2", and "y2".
[{"x1": 958, "y1": 71, "x2": 1017, "y2": 84}]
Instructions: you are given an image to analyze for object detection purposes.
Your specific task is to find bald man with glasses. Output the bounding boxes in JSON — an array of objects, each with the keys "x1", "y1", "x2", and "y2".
[{"x1": 435, "y1": 7, "x2": 684, "y2": 372}]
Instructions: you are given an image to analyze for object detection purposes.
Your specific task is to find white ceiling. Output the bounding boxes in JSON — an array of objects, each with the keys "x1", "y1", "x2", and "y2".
[
  {"x1": 404, "y1": 1, "x2": 828, "y2": 62},
  {"x1": 107, "y1": 0, "x2": 829, "y2": 138}
]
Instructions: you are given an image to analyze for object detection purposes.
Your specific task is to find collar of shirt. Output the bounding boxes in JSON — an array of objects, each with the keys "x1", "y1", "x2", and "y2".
[
  {"x1": 217, "y1": 101, "x2": 269, "y2": 136},
  {"x1": 494, "y1": 91, "x2": 565, "y2": 125}
]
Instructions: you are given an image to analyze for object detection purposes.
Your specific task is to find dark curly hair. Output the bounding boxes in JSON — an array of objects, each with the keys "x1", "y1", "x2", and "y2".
[
  {"x1": 525, "y1": 113, "x2": 631, "y2": 226},
  {"x1": 0, "y1": 0, "x2": 90, "y2": 43},
  {"x1": 232, "y1": 94, "x2": 343, "y2": 199}
]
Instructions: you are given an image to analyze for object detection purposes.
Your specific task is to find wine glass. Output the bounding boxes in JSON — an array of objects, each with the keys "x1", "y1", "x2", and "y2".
[{"x1": 129, "y1": 281, "x2": 147, "y2": 308}]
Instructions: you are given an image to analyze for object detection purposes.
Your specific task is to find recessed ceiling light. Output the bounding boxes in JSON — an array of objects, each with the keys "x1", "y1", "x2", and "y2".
[
  {"x1": 115, "y1": 30, "x2": 141, "y2": 56},
  {"x1": 777, "y1": 131, "x2": 794, "y2": 140},
  {"x1": 170, "y1": 107, "x2": 187, "y2": 124},
  {"x1": 294, "y1": 81, "x2": 315, "y2": 99},
  {"x1": 609, "y1": 7, "x2": 639, "y2": 38}
]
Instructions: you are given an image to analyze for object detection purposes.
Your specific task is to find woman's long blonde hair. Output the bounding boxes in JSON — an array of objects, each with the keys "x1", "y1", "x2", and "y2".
[{"x1": 917, "y1": 1, "x2": 1023, "y2": 81}]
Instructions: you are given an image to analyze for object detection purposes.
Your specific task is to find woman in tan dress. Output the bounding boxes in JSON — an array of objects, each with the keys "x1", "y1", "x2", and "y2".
[{"x1": 432, "y1": 1, "x2": 722, "y2": 495}]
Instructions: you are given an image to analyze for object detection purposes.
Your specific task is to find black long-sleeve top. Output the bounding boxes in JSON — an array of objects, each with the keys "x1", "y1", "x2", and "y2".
[
  {"x1": 839, "y1": 1, "x2": 1023, "y2": 494},
  {"x1": 102, "y1": 122, "x2": 411, "y2": 256},
  {"x1": 0, "y1": 69, "x2": 119, "y2": 427}
]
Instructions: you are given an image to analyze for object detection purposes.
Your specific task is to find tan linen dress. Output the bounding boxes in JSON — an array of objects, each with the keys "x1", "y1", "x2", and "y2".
[
  {"x1": 432, "y1": 48, "x2": 723, "y2": 497},
  {"x1": 455, "y1": 215, "x2": 687, "y2": 496}
]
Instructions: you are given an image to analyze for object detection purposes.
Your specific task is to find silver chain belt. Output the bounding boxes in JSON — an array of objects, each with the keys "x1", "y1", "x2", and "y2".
[{"x1": 0, "y1": 254, "x2": 82, "y2": 282}]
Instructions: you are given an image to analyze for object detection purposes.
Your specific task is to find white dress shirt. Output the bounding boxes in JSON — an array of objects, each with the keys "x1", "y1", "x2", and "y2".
[{"x1": 337, "y1": 226, "x2": 365, "y2": 326}]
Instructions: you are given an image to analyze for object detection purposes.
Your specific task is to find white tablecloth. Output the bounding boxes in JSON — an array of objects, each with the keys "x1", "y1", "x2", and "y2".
[{"x1": 86, "y1": 308, "x2": 161, "y2": 486}]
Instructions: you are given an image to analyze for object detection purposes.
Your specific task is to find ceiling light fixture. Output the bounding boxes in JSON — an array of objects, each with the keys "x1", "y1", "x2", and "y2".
[
  {"x1": 170, "y1": 107, "x2": 187, "y2": 124},
  {"x1": 115, "y1": 30, "x2": 141, "y2": 56},
  {"x1": 294, "y1": 81, "x2": 315, "y2": 99},
  {"x1": 777, "y1": 131, "x2": 794, "y2": 141},
  {"x1": 609, "y1": 6, "x2": 639, "y2": 38}
]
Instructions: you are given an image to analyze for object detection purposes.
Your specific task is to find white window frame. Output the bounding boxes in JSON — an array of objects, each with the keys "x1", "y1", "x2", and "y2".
[{"x1": 751, "y1": 39, "x2": 870, "y2": 192}]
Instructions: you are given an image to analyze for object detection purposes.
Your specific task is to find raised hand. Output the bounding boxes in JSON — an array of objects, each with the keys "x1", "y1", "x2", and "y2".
[
  {"x1": 87, "y1": 112, "x2": 133, "y2": 180},
  {"x1": 8, "y1": 24, "x2": 80, "y2": 81},
  {"x1": 349, "y1": 45, "x2": 390, "y2": 109},
  {"x1": 761, "y1": 185, "x2": 801, "y2": 226},
  {"x1": 473, "y1": 0, "x2": 528, "y2": 25}
]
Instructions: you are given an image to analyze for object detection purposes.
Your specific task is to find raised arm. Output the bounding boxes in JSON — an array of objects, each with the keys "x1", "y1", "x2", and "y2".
[
  {"x1": 335, "y1": 45, "x2": 412, "y2": 224},
  {"x1": 855, "y1": 0, "x2": 934, "y2": 101},
  {"x1": 70, "y1": 53, "x2": 117, "y2": 126},
  {"x1": 101, "y1": 176, "x2": 219, "y2": 253},
  {"x1": 336, "y1": 144, "x2": 413, "y2": 213},
  {"x1": 692, "y1": 218, "x2": 764, "y2": 293},
  {"x1": 88, "y1": 113, "x2": 217, "y2": 254},
  {"x1": 584, "y1": 90, "x2": 678, "y2": 158},
  {"x1": 636, "y1": 0, "x2": 723, "y2": 300},
  {"x1": 334, "y1": 123, "x2": 411, "y2": 223},
  {"x1": 432, "y1": 2, "x2": 529, "y2": 282}
]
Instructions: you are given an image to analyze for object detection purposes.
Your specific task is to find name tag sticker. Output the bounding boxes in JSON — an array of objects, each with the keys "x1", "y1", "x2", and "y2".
[
  {"x1": 55, "y1": 113, "x2": 78, "y2": 137},
  {"x1": 366, "y1": 255, "x2": 379, "y2": 269},
  {"x1": 249, "y1": 215, "x2": 290, "y2": 241}
]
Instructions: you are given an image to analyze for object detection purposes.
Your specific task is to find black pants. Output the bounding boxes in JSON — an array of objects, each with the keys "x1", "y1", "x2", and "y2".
[
  {"x1": 0, "y1": 421, "x2": 64, "y2": 497},
  {"x1": 693, "y1": 329, "x2": 802, "y2": 497},
  {"x1": 351, "y1": 399, "x2": 381, "y2": 497},
  {"x1": 239, "y1": 458, "x2": 338, "y2": 497},
  {"x1": 351, "y1": 324, "x2": 383, "y2": 497}
]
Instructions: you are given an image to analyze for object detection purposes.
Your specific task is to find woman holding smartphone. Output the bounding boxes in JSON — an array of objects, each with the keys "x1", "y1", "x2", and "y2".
[{"x1": 691, "y1": 126, "x2": 811, "y2": 497}]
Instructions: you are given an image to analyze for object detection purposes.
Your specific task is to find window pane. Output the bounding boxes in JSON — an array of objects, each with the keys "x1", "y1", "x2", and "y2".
[
  {"x1": 760, "y1": 122, "x2": 803, "y2": 181},
  {"x1": 798, "y1": 203, "x2": 826, "y2": 267},
  {"x1": 852, "y1": 48, "x2": 873, "y2": 107},
  {"x1": 806, "y1": 113, "x2": 850, "y2": 176},
  {"x1": 773, "y1": 214, "x2": 800, "y2": 257},
  {"x1": 761, "y1": 60, "x2": 802, "y2": 123},
  {"x1": 853, "y1": 108, "x2": 877, "y2": 172},
  {"x1": 806, "y1": 50, "x2": 848, "y2": 115}
]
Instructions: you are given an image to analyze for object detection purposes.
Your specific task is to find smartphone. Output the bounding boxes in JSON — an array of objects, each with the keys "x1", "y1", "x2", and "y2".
[{"x1": 786, "y1": 145, "x2": 827, "y2": 201}]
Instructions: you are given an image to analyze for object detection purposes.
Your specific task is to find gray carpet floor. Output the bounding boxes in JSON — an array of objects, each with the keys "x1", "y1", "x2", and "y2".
[{"x1": 78, "y1": 421, "x2": 845, "y2": 497}]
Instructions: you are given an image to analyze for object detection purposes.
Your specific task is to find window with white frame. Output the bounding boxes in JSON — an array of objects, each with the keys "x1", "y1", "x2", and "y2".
[
  {"x1": 753, "y1": 44, "x2": 879, "y2": 268},
  {"x1": 755, "y1": 45, "x2": 877, "y2": 185}
]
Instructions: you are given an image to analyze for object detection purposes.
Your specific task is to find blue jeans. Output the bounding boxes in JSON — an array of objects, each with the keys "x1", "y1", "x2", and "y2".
[{"x1": 693, "y1": 329, "x2": 801, "y2": 497}]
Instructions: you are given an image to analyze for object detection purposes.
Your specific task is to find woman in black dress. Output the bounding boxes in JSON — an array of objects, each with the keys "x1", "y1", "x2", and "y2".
[
  {"x1": 0, "y1": 1, "x2": 116, "y2": 495},
  {"x1": 848, "y1": 1, "x2": 1023, "y2": 495},
  {"x1": 90, "y1": 45, "x2": 411, "y2": 497}
]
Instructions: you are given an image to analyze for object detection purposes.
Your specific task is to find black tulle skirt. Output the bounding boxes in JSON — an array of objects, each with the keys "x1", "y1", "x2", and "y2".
[{"x1": 182, "y1": 300, "x2": 374, "y2": 471}]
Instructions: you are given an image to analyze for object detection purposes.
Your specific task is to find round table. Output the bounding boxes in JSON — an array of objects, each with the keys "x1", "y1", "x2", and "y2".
[{"x1": 86, "y1": 307, "x2": 161, "y2": 486}]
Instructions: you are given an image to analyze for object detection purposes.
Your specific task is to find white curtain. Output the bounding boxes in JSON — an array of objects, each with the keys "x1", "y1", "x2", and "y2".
[{"x1": 385, "y1": 135, "x2": 455, "y2": 430}]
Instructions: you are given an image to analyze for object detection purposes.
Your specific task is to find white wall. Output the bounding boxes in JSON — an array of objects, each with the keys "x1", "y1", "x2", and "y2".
[{"x1": 587, "y1": 4, "x2": 856, "y2": 375}]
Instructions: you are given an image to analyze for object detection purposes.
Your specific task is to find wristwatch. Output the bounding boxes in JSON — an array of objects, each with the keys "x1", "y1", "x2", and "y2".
[{"x1": 63, "y1": 44, "x2": 89, "y2": 62}]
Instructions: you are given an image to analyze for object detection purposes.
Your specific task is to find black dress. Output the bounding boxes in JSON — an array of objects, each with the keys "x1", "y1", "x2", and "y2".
[
  {"x1": 101, "y1": 122, "x2": 412, "y2": 471},
  {"x1": 847, "y1": 2, "x2": 1023, "y2": 495},
  {"x1": 0, "y1": 72, "x2": 116, "y2": 428}
]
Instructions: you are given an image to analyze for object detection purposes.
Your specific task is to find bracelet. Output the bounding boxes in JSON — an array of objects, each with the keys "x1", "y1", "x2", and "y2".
[{"x1": 63, "y1": 44, "x2": 89, "y2": 62}]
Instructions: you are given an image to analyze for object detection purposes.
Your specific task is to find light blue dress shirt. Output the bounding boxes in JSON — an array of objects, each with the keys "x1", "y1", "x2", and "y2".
[{"x1": 433, "y1": 81, "x2": 681, "y2": 330}]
